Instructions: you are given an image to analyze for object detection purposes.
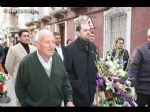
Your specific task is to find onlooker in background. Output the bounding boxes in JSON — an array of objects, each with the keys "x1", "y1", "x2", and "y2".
[
  {"x1": 89, "y1": 30, "x2": 100, "y2": 60},
  {"x1": 53, "y1": 32, "x2": 65, "y2": 61},
  {"x1": 64, "y1": 21, "x2": 97, "y2": 106},
  {"x1": 15, "y1": 29, "x2": 74, "y2": 107},
  {"x1": 5, "y1": 29, "x2": 37, "y2": 106},
  {"x1": 106, "y1": 37, "x2": 129, "y2": 71},
  {"x1": 40, "y1": 18, "x2": 50, "y2": 30},
  {"x1": 128, "y1": 28, "x2": 150, "y2": 107},
  {"x1": 1, "y1": 41, "x2": 9, "y2": 74},
  {"x1": 0, "y1": 41, "x2": 4, "y2": 64},
  {"x1": 89, "y1": 30, "x2": 95, "y2": 42}
]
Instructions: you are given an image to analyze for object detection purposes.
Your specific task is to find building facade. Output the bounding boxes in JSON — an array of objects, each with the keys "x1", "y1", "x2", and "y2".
[
  {"x1": 42, "y1": 7, "x2": 150, "y2": 58},
  {"x1": 1, "y1": 7, "x2": 150, "y2": 58}
]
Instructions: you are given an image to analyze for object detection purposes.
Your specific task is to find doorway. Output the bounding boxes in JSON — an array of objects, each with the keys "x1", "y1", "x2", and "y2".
[{"x1": 57, "y1": 23, "x2": 65, "y2": 45}]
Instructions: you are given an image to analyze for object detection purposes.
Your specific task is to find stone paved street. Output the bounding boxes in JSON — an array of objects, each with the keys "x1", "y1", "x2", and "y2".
[
  {"x1": 0, "y1": 74, "x2": 65, "y2": 107},
  {"x1": 0, "y1": 75, "x2": 17, "y2": 107}
]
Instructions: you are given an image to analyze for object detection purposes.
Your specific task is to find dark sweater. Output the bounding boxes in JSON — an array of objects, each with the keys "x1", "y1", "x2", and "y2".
[
  {"x1": 128, "y1": 41, "x2": 150, "y2": 95},
  {"x1": 15, "y1": 51, "x2": 73, "y2": 106}
]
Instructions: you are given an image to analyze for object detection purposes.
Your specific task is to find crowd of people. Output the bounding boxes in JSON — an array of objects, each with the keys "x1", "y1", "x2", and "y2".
[{"x1": 0, "y1": 16, "x2": 150, "y2": 107}]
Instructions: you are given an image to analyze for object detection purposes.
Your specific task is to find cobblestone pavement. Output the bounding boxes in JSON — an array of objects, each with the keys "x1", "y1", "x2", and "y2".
[
  {"x1": 0, "y1": 75, "x2": 17, "y2": 107},
  {"x1": 0, "y1": 74, "x2": 65, "y2": 107},
  {"x1": 0, "y1": 75, "x2": 95, "y2": 107}
]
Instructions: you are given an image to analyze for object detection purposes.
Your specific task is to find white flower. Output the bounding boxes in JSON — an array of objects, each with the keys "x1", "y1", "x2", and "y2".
[
  {"x1": 5, "y1": 75, "x2": 9, "y2": 80},
  {"x1": 111, "y1": 65, "x2": 116, "y2": 71},
  {"x1": 109, "y1": 69, "x2": 114, "y2": 75},
  {"x1": 113, "y1": 59, "x2": 119, "y2": 65},
  {"x1": 116, "y1": 64, "x2": 120, "y2": 68},
  {"x1": 116, "y1": 82, "x2": 125, "y2": 90},
  {"x1": 104, "y1": 77, "x2": 115, "y2": 92},
  {"x1": 106, "y1": 61, "x2": 113, "y2": 67},
  {"x1": 3, "y1": 85, "x2": 7, "y2": 93},
  {"x1": 126, "y1": 80, "x2": 131, "y2": 86},
  {"x1": 106, "y1": 55, "x2": 111, "y2": 60},
  {"x1": 118, "y1": 69, "x2": 126, "y2": 77}
]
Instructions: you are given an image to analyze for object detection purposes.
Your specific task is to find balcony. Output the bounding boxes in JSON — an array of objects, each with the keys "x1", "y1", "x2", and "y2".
[
  {"x1": 3, "y1": 7, "x2": 19, "y2": 14},
  {"x1": 7, "y1": 26, "x2": 19, "y2": 33},
  {"x1": 49, "y1": 7, "x2": 67, "y2": 17}
]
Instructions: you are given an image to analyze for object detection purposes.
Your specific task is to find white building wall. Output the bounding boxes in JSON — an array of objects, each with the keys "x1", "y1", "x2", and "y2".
[{"x1": 17, "y1": 7, "x2": 34, "y2": 29}]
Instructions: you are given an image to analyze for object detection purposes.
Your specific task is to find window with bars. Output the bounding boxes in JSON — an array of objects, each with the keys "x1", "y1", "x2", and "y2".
[{"x1": 104, "y1": 12, "x2": 127, "y2": 55}]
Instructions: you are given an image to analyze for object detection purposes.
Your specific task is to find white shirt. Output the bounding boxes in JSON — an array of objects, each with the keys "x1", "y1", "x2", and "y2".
[
  {"x1": 55, "y1": 45, "x2": 64, "y2": 61},
  {"x1": 37, "y1": 51, "x2": 52, "y2": 70}
]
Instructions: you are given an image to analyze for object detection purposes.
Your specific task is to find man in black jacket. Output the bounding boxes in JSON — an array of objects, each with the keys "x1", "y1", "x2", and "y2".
[
  {"x1": 1, "y1": 42, "x2": 9, "y2": 74},
  {"x1": 128, "y1": 28, "x2": 150, "y2": 107},
  {"x1": 64, "y1": 21, "x2": 97, "y2": 106},
  {"x1": 0, "y1": 43, "x2": 4, "y2": 64}
]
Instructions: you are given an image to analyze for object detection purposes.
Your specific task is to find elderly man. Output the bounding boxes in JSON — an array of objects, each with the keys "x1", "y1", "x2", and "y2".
[
  {"x1": 15, "y1": 29, "x2": 74, "y2": 107},
  {"x1": 128, "y1": 28, "x2": 150, "y2": 107}
]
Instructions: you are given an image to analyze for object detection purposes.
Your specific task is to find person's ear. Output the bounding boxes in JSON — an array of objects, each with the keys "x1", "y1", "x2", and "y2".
[
  {"x1": 34, "y1": 41, "x2": 38, "y2": 47},
  {"x1": 76, "y1": 31, "x2": 80, "y2": 36}
]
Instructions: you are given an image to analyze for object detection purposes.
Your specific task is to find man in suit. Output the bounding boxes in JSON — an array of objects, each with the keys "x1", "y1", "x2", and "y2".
[
  {"x1": 53, "y1": 32, "x2": 65, "y2": 61},
  {"x1": 5, "y1": 29, "x2": 36, "y2": 106},
  {"x1": 64, "y1": 21, "x2": 97, "y2": 106},
  {"x1": 15, "y1": 29, "x2": 74, "y2": 107},
  {"x1": 5, "y1": 29, "x2": 37, "y2": 84}
]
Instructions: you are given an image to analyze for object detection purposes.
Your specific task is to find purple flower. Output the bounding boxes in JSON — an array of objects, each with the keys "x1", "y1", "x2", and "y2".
[{"x1": 96, "y1": 74, "x2": 105, "y2": 89}]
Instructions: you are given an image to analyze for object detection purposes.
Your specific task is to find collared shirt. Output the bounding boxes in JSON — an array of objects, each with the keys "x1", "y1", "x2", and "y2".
[
  {"x1": 37, "y1": 51, "x2": 52, "y2": 70},
  {"x1": 55, "y1": 45, "x2": 64, "y2": 61}
]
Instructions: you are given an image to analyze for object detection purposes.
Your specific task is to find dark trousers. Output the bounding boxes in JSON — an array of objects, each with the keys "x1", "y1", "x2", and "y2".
[{"x1": 136, "y1": 93, "x2": 150, "y2": 107}]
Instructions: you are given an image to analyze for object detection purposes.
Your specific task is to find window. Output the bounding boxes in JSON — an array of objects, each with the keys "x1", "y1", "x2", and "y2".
[
  {"x1": 104, "y1": 7, "x2": 131, "y2": 58},
  {"x1": 110, "y1": 13, "x2": 127, "y2": 48}
]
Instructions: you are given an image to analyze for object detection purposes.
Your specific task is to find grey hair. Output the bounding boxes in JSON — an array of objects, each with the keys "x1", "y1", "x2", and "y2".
[{"x1": 34, "y1": 29, "x2": 53, "y2": 41}]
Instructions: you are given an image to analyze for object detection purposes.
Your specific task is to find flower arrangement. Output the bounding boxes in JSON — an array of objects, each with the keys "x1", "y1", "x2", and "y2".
[
  {"x1": 95, "y1": 48, "x2": 137, "y2": 107},
  {"x1": 0, "y1": 63, "x2": 11, "y2": 103}
]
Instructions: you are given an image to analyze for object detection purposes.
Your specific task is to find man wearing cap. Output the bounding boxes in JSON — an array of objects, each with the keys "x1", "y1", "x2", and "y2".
[{"x1": 128, "y1": 28, "x2": 150, "y2": 106}]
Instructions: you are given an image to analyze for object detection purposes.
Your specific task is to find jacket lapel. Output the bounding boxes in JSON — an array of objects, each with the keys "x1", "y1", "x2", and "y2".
[{"x1": 18, "y1": 43, "x2": 27, "y2": 55}]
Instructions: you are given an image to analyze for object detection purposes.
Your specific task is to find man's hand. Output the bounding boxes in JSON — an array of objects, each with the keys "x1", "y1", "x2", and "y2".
[{"x1": 66, "y1": 101, "x2": 75, "y2": 107}]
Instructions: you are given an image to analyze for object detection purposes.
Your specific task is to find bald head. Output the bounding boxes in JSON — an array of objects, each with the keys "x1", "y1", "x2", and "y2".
[
  {"x1": 34, "y1": 29, "x2": 56, "y2": 62},
  {"x1": 35, "y1": 29, "x2": 54, "y2": 41}
]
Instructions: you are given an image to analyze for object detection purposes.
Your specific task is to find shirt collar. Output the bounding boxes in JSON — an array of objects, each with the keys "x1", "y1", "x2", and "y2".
[
  {"x1": 56, "y1": 44, "x2": 61, "y2": 48},
  {"x1": 37, "y1": 50, "x2": 52, "y2": 64}
]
